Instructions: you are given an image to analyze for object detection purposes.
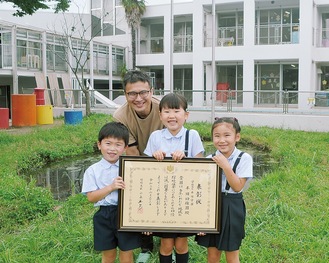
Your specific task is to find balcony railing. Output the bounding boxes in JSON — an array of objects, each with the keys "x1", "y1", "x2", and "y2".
[
  {"x1": 173, "y1": 35, "x2": 193, "y2": 52},
  {"x1": 204, "y1": 26, "x2": 243, "y2": 47},
  {"x1": 255, "y1": 23, "x2": 299, "y2": 45}
]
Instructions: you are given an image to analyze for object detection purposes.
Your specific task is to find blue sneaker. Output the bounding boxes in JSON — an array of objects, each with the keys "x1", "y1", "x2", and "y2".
[{"x1": 136, "y1": 252, "x2": 151, "y2": 263}]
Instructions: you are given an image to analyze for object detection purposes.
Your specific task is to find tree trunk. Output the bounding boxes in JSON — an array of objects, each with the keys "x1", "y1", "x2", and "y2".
[
  {"x1": 83, "y1": 89, "x2": 91, "y2": 116},
  {"x1": 131, "y1": 27, "x2": 136, "y2": 69}
]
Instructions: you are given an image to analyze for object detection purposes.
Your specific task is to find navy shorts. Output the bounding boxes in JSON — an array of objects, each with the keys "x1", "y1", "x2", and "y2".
[
  {"x1": 93, "y1": 206, "x2": 142, "y2": 251},
  {"x1": 195, "y1": 193, "x2": 246, "y2": 251}
]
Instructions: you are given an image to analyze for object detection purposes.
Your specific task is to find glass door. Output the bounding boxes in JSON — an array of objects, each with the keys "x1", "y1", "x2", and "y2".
[
  {"x1": 0, "y1": 85, "x2": 10, "y2": 108},
  {"x1": 282, "y1": 64, "x2": 298, "y2": 104}
]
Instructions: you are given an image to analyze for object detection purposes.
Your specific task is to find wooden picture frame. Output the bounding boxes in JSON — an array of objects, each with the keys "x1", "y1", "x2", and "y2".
[{"x1": 118, "y1": 156, "x2": 222, "y2": 233}]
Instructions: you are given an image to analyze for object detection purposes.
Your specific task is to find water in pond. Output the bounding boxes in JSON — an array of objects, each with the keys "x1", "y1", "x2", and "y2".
[{"x1": 25, "y1": 146, "x2": 276, "y2": 201}]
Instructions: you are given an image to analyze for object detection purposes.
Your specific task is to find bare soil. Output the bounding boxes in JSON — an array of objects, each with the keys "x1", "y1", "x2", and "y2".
[{"x1": 2, "y1": 119, "x2": 64, "y2": 135}]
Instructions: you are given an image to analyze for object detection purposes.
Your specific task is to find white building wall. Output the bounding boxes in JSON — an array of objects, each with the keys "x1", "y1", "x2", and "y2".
[
  {"x1": 163, "y1": 4, "x2": 172, "y2": 92},
  {"x1": 135, "y1": 0, "x2": 329, "y2": 110},
  {"x1": 192, "y1": 1, "x2": 206, "y2": 107},
  {"x1": 298, "y1": 0, "x2": 315, "y2": 109},
  {"x1": 242, "y1": 0, "x2": 255, "y2": 109},
  {"x1": 193, "y1": 0, "x2": 305, "y2": 109},
  {"x1": 2, "y1": 0, "x2": 328, "y2": 112}
]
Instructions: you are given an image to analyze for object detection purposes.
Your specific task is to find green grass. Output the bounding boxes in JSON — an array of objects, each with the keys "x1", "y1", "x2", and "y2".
[{"x1": 0, "y1": 114, "x2": 328, "y2": 262}]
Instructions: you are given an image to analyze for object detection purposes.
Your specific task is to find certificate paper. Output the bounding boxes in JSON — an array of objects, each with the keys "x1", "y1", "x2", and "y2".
[{"x1": 118, "y1": 156, "x2": 222, "y2": 233}]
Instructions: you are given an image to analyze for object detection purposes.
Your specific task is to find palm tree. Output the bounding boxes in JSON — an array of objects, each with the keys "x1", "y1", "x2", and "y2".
[{"x1": 121, "y1": 0, "x2": 146, "y2": 69}]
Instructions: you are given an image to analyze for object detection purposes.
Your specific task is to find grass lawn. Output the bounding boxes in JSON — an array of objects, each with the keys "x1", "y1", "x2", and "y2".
[{"x1": 0, "y1": 114, "x2": 328, "y2": 262}]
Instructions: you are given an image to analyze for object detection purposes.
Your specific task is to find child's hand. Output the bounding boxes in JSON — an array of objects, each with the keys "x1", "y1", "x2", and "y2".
[
  {"x1": 171, "y1": 150, "x2": 185, "y2": 161},
  {"x1": 142, "y1": 231, "x2": 152, "y2": 235},
  {"x1": 212, "y1": 153, "x2": 230, "y2": 170},
  {"x1": 197, "y1": 232, "x2": 206, "y2": 236},
  {"x1": 112, "y1": 176, "x2": 125, "y2": 190},
  {"x1": 153, "y1": 150, "x2": 166, "y2": 160}
]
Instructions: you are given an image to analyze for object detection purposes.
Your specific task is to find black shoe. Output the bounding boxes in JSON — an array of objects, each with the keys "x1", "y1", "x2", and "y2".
[
  {"x1": 141, "y1": 235, "x2": 154, "y2": 252},
  {"x1": 141, "y1": 248, "x2": 153, "y2": 253}
]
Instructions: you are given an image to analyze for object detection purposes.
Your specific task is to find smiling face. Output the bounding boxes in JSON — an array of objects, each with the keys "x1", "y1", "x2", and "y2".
[
  {"x1": 125, "y1": 81, "x2": 153, "y2": 119},
  {"x1": 212, "y1": 122, "x2": 240, "y2": 158},
  {"x1": 97, "y1": 136, "x2": 127, "y2": 164},
  {"x1": 160, "y1": 107, "x2": 189, "y2": 136}
]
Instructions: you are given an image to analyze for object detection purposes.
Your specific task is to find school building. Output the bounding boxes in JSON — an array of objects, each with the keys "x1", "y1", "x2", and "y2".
[{"x1": 0, "y1": 0, "x2": 329, "y2": 131}]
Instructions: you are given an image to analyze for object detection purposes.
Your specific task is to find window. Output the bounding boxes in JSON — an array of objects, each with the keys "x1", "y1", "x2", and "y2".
[
  {"x1": 174, "y1": 68, "x2": 193, "y2": 104},
  {"x1": 91, "y1": 0, "x2": 125, "y2": 37},
  {"x1": 139, "y1": 18, "x2": 164, "y2": 54},
  {"x1": 322, "y1": 13, "x2": 329, "y2": 47},
  {"x1": 256, "y1": 8, "x2": 299, "y2": 45},
  {"x1": 0, "y1": 31, "x2": 12, "y2": 68},
  {"x1": 112, "y1": 47, "x2": 125, "y2": 75},
  {"x1": 46, "y1": 34, "x2": 67, "y2": 71},
  {"x1": 320, "y1": 66, "x2": 329, "y2": 91},
  {"x1": 255, "y1": 64, "x2": 280, "y2": 104},
  {"x1": 216, "y1": 65, "x2": 243, "y2": 104},
  {"x1": 94, "y1": 44, "x2": 109, "y2": 74},
  {"x1": 217, "y1": 11, "x2": 243, "y2": 46},
  {"x1": 71, "y1": 39, "x2": 90, "y2": 73},
  {"x1": 17, "y1": 30, "x2": 42, "y2": 69},
  {"x1": 174, "y1": 15, "x2": 193, "y2": 52},
  {"x1": 150, "y1": 24, "x2": 164, "y2": 53}
]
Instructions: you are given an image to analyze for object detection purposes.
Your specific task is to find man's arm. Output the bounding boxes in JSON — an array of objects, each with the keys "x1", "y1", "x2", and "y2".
[
  {"x1": 126, "y1": 145, "x2": 141, "y2": 156},
  {"x1": 113, "y1": 118, "x2": 139, "y2": 155}
]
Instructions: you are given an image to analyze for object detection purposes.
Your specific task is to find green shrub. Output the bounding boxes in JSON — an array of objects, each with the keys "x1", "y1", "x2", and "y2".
[{"x1": 0, "y1": 176, "x2": 54, "y2": 229}]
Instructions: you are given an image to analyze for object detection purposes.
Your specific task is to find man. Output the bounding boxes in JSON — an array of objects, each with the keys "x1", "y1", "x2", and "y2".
[{"x1": 113, "y1": 70, "x2": 163, "y2": 261}]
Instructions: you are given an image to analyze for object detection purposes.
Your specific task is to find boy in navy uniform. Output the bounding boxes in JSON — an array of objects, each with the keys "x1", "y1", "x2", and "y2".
[{"x1": 82, "y1": 122, "x2": 141, "y2": 263}]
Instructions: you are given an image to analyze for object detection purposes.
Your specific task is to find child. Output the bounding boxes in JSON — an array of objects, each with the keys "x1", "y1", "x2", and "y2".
[
  {"x1": 81, "y1": 122, "x2": 141, "y2": 263},
  {"x1": 195, "y1": 117, "x2": 253, "y2": 263},
  {"x1": 144, "y1": 93, "x2": 204, "y2": 263}
]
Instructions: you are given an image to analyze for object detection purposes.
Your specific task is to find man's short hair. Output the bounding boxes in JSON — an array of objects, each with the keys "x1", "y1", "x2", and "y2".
[{"x1": 123, "y1": 70, "x2": 152, "y2": 91}]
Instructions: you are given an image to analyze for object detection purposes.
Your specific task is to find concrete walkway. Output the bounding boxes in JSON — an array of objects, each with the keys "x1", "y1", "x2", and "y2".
[
  {"x1": 188, "y1": 110, "x2": 329, "y2": 132},
  {"x1": 52, "y1": 106, "x2": 329, "y2": 132},
  {"x1": 186, "y1": 105, "x2": 329, "y2": 132}
]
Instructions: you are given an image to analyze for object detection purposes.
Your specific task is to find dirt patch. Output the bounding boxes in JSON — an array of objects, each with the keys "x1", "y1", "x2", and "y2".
[{"x1": 1, "y1": 119, "x2": 64, "y2": 135}]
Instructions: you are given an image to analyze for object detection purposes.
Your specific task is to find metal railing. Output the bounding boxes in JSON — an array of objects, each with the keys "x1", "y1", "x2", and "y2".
[
  {"x1": 20, "y1": 88, "x2": 329, "y2": 114},
  {"x1": 255, "y1": 23, "x2": 299, "y2": 45}
]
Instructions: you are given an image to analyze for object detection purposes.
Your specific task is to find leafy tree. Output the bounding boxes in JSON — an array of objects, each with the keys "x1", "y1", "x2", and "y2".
[
  {"x1": 121, "y1": 0, "x2": 146, "y2": 69},
  {"x1": 1, "y1": 0, "x2": 70, "y2": 16}
]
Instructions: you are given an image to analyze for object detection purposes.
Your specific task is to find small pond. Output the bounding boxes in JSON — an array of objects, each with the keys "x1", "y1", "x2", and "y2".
[{"x1": 25, "y1": 146, "x2": 276, "y2": 201}]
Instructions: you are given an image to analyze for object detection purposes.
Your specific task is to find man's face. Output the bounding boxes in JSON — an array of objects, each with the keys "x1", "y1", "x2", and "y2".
[{"x1": 125, "y1": 81, "x2": 153, "y2": 118}]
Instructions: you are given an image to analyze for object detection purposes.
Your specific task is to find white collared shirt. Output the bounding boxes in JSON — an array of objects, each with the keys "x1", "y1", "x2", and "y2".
[
  {"x1": 81, "y1": 158, "x2": 120, "y2": 206},
  {"x1": 144, "y1": 127, "x2": 204, "y2": 157},
  {"x1": 207, "y1": 147, "x2": 253, "y2": 193}
]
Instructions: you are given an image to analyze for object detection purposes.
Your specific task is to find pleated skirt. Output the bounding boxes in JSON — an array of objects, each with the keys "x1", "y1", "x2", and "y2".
[{"x1": 195, "y1": 192, "x2": 246, "y2": 251}]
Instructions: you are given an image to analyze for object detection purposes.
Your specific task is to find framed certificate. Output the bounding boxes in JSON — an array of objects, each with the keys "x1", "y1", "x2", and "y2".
[{"x1": 118, "y1": 156, "x2": 222, "y2": 233}]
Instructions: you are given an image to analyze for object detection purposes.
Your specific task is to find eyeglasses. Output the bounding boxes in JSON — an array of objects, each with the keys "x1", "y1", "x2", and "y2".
[{"x1": 126, "y1": 90, "x2": 151, "y2": 99}]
